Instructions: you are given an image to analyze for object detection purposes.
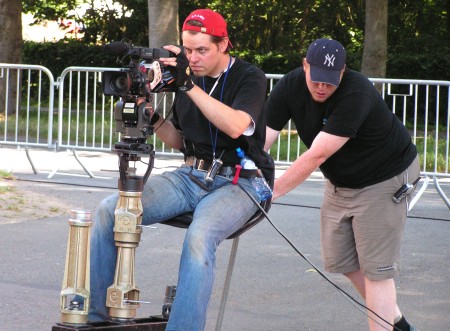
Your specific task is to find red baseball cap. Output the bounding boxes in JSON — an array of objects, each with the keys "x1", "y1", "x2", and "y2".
[{"x1": 182, "y1": 9, "x2": 233, "y2": 48}]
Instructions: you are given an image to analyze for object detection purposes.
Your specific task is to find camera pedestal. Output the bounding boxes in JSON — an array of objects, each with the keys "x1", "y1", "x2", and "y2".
[
  {"x1": 104, "y1": 146, "x2": 155, "y2": 321},
  {"x1": 52, "y1": 141, "x2": 166, "y2": 330}
]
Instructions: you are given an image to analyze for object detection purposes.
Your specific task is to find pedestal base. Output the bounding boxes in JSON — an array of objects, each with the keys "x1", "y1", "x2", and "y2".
[{"x1": 52, "y1": 316, "x2": 167, "y2": 331}]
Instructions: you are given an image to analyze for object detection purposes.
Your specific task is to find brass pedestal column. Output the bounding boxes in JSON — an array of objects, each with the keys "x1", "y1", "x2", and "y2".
[
  {"x1": 106, "y1": 187, "x2": 143, "y2": 321},
  {"x1": 59, "y1": 209, "x2": 92, "y2": 325}
]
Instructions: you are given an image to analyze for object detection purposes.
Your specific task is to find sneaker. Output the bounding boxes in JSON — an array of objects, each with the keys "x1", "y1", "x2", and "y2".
[{"x1": 393, "y1": 316, "x2": 419, "y2": 331}]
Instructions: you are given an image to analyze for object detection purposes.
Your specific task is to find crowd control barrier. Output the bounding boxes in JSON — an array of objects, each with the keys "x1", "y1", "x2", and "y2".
[{"x1": 0, "y1": 64, "x2": 448, "y2": 209}]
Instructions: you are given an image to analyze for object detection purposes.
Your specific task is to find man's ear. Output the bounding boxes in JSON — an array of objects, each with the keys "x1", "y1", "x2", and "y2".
[
  {"x1": 302, "y1": 58, "x2": 308, "y2": 71},
  {"x1": 339, "y1": 65, "x2": 346, "y2": 79},
  {"x1": 219, "y1": 38, "x2": 229, "y2": 53}
]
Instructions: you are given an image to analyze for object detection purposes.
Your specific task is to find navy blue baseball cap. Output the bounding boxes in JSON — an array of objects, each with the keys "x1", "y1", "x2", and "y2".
[{"x1": 306, "y1": 38, "x2": 346, "y2": 86}]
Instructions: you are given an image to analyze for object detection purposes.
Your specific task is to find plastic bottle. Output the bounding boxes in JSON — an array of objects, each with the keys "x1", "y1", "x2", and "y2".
[{"x1": 235, "y1": 148, "x2": 272, "y2": 201}]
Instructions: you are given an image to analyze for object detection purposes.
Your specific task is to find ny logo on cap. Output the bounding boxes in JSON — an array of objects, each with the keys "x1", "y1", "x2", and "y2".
[{"x1": 323, "y1": 54, "x2": 336, "y2": 67}]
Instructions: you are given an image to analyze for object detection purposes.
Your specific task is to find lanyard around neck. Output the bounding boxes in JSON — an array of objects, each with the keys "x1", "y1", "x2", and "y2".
[{"x1": 202, "y1": 55, "x2": 233, "y2": 159}]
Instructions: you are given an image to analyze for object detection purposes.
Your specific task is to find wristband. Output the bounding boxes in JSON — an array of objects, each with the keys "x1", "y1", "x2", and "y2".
[{"x1": 178, "y1": 79, "x2": 194, "y2": 92}]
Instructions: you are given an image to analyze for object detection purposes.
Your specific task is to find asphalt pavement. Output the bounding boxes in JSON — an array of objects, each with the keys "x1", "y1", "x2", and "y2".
[{"x1": 0, "y1": 146, "x2": 449, "y2": 331}]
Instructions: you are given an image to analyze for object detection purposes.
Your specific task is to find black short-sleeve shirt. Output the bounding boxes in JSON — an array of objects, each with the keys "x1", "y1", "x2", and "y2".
[
  {"x1": 266, "y1": 67, "x2": 417, "y2": 188},
  {"x1": 171, "y1": 57, "x2": 274, "y2": 181}
]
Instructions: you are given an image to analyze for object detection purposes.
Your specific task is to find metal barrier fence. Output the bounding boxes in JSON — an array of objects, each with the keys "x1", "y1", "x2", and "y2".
[
  {"x1": 0, "y1": 63, "x2": 56, "y2": 148},
  {"x1": 0, "y1": 63, "x2": 56, "y2": 173},
  {"x1": 0, "y1": 64, "x2": 449, "y2": 208}
]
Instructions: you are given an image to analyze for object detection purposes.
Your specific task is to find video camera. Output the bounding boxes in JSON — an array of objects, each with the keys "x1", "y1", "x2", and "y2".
[
  {"x1": 102, "y1": 41, "x2": 177, "y2": 149},
  {"x1": 102, "y1": 40, "x2": 177, "y2": 97}
]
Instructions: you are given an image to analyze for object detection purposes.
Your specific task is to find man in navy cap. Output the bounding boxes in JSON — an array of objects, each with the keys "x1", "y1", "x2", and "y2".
[{"x1": 264, "y1": 38, "x2": 419, "y2": 331}]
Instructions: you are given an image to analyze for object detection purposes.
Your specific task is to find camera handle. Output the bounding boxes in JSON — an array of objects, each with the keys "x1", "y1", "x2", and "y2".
[{"x1": 105, "y1": 145, "x2": 155, "y2": 322}]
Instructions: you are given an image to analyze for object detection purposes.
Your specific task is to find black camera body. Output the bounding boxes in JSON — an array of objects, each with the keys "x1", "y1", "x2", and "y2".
[
  {"x1": 102, "y1": 41, "x2": 177, "y2": 146},
  {"x1": 102, "y1": 41, "x2": 177, "y2": 97},
  {"x1": 102, "y1": 60, "x2": 176, "y2": 97}
]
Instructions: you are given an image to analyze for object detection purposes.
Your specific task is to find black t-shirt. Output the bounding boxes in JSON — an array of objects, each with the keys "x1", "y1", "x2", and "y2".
[
  {"x1": 266, "y1": 67, "x2": 417, "y2": 188},
  {"x1": 171, "y1": 57, "x2": 274, "y2": 182}
]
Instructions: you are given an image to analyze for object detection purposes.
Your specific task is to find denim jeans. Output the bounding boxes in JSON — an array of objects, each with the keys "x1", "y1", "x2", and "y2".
[{"x1": 88, "y1": 166, "x2": 259, "y2": 331}]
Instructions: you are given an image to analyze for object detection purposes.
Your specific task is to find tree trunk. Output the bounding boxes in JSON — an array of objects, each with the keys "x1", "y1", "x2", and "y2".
[
  {"x1": 361, "y1": 0, "x2": 388, "y2": 78},
  {"x1": 147, "y1": 0, "x2": 179, "y2": 48},
  {"x1": 447, "y1": 0, "x2": 450, "y2": 49},
  {"x1": 0, "y1": 0, "x2": 23, "y2": 115}
]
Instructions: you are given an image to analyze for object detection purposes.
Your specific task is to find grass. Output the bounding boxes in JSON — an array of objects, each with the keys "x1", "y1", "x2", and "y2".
[
  {"x1": 0, "y1": 106, "x2": 171, "y2": 149},
  {"x1": 0, "y1": 169, "x2": 66, "y2": 221},
  {"x1": 0, "y1": 169, "x2": 14, "y2": 179},
  {"x1": 0, "y1": 107, "x2": 119, "y2": 146},
  {"x1": 0, "y1": 185, "x2": 14, "y2": 194},
  {"x1": 0, "y1": 170, "x2": 15, "y2": 195},
  {"x1": 1, "y1": 109, "x2": 449, "y2": 173},
  {"x1": 0, "y1": 170, "x2": 20, "y2": 213},
  {"x1": 269, "y1": 130, "x2": 449, "y2": 173}
]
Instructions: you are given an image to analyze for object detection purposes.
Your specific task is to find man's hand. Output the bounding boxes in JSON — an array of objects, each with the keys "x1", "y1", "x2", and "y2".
[{"x1": 160, "y1": 45, "x2": 194, "y2": 92}]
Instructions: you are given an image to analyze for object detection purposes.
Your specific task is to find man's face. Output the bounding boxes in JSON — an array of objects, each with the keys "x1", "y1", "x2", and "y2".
[
  {"x1": 182, "y1": 31, "x2": 225, "y2": 77},
  {"x1": 303, "y1": 59, "x2": 343, "y2": 103}
]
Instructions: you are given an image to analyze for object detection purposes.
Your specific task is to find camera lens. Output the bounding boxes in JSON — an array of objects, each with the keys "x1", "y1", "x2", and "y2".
[
  {"x1": 113, "y1": 75, "x2": 127, "y2": 89},
  {"x1": 147, "y1": 68, "x2": 155, "y2": 82},
  {"x1": 110, "y1": 72, "x2": 131, "y2": 94}
]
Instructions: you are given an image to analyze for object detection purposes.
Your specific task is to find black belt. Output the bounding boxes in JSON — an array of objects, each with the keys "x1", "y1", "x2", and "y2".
[{"x1": 184, "y1": 156, "x2": 261, "y2": 178}]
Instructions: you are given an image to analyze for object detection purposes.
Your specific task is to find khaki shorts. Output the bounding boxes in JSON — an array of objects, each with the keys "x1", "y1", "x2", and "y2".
[{"x1": 320, "y1": 156, "x2": 420, "y2": 280}]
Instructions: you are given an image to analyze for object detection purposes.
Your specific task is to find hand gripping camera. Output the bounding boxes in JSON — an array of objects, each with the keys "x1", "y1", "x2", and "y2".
[{"x1": 102, "y1": 41, "x2": 177, "y2": 147}]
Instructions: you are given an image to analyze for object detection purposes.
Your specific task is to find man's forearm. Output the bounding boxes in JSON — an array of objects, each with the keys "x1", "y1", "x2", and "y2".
[
  {"x1": 272, "y1": 153, "x2": 320, "y2": 199},
  {"x1": 154, "y1": 119, "x2": 183, "y2": 150},
  {"x1": 184, "y1": 85, "x2": 252, "y2": 139}
]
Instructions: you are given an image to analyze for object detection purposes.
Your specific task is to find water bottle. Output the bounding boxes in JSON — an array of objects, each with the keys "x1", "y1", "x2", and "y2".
[{"x1": 236, "y1": 148, "x2": 272, "y2": 201}]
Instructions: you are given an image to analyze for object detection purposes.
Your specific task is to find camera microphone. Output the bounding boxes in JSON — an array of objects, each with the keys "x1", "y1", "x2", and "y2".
[{"x1": 103, "y1": 41, "x2": 129, "y2": 56}]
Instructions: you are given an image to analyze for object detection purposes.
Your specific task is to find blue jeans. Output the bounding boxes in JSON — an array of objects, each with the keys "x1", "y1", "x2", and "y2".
[{"x1": 88, "y1": 166, "x2": 259, "y2": 331}]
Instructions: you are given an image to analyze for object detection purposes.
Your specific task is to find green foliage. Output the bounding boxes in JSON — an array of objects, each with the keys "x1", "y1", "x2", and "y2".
[
  {"x1": 79, "y1": 0, "x2": 150, "y2": 45},
  {"x1": 21, "y1": 0, "x2": 450, "y2": 80},
  {"x1": 23, "y1": 0, "x2": 150, "y2": 45},
  {"x1": 235, "y1": 51, "x2": 302, "y2": 75},
  {"x1": 387, "y1": 0, "x2": 450, "y2": 80},
  {"x1": 178, "y1": 0, "x2": 449, "y2": 79},
  {"x1": 22, "y1": 0, "x2": 80, "y2": 22},
  {"x1": 181, "y1": 0, "x2": 365, "y2": 56},
  {"x1": 23, "y1": 40, "x2": 118, "y2": 77}
]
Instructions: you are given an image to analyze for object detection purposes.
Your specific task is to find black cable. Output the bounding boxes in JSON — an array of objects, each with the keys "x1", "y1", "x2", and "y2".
[
  {"x1": 3, "y1": 164, "x2": 442, "y2": 328},
  {"x1": 2, "y1": 173, "x2": 428, "y2": 329},
  {"x1": 273, "y1": 201, "x2": 450, "y2": 222},
  {"x1": 234, "y1": 181, "x2": 400, "y2": 331},
  {"x1": 152, "y1": 92, "x2": 175, "y2": 133}
]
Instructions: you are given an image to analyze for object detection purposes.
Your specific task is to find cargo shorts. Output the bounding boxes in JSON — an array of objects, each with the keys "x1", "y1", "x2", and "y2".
[{"x1": 320, "y1": 156, "x2": 420, "y2": 280}]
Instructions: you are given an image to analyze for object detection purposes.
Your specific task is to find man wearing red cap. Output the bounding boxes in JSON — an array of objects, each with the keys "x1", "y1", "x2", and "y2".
[
  {"x1": 87, "y1": 8, "x2": 273, "y2": 331},
  {"x1": 264, "y1": 38, "x2": 419, "y2": 331}
]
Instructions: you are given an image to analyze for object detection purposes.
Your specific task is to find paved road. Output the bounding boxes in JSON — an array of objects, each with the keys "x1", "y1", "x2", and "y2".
[{"x1": 0, "y1": 147, "x2": 449, "y2": 331}]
